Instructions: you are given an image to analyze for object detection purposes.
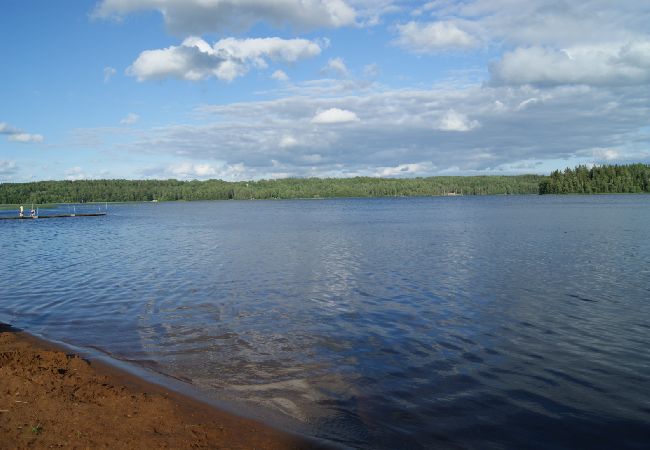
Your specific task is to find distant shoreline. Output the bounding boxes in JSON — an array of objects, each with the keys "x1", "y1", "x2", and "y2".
[{"x1": 1, "y1": 164, "x2": 648, "y2": 204}]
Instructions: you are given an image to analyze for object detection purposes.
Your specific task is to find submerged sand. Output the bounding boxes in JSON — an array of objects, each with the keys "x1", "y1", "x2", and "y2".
[{"x1": 0, "y1": 323, "x2": 324, "y2": 449}]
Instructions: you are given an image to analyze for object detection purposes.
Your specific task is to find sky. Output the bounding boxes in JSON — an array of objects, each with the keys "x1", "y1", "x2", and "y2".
[{"x1": 1, "y1": 0, "x2": 649, "y2": 182}]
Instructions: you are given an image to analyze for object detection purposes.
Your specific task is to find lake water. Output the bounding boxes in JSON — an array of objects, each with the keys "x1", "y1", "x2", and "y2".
[{"x1": 1, "y1": 196, "x2": 649, "y2": 449}]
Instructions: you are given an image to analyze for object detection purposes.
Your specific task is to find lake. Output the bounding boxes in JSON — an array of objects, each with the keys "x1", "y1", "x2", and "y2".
[{"x1": 1, "y1": 196, "x2": 649, "y2": 449}]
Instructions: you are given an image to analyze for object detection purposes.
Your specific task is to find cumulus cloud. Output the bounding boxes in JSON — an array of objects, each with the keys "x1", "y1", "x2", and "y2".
[
  {"x1": 408, "y1": 0, "x2": 650, "y2": 87},
  {"x1": 437, "y1": 110, "x2": 479, "y2": 132},
  {"x1": 279, "y1": 135, "x2": 299, "y2": 148},
  {"x1": 394, "y1": 21, "x2": 478, "y2": 53},
  {"x1": 103, "y1": 66, "x2": 117, "y2": 82},
  {"x1": 590, "y1": 148, "x2": 620, "y2": 161},
  {"x1": 363, "y1": 63, "x2": 380, "y2": 78},
  {"x1": 65, "y1": 167, "x2": 89, "y2": 181},
  {"x1": 127, "y1": 36, "x2": 322, "y2": 81},
  {"x1": 70, "y1": 1, "x2": 649, "y2": 180},
  {"x1": 8, "y1": 133, "x2": 44, "y2": 143},
  {"x1": 83, "y1": 79, "x2": 638, "y2": 180},
  {"x1": 419, "y1": 0, "x2": 650, "y2": 47},
  {"x1": 322, "y1": 57, "x2": 349, "y2": 77},
  {"x1": 94, "y1": 0, "x2": 356, "y2": 34},
  {"x1": 376, "y1": 162, "x2": 435, "y2": 177},
  {"x1": 311, "y1": 108, "x2": 360, "y2": 124},
  {"x1": 120, "y1": 113, "x2": 140, "y2": 125},
  {"x1": 144, "y1": 161, "x2": 249, "y2": 180},
  {"x1": 0, "y1": 123, "x2": 13, "y2": 133},
  {"x1": 490, "y1": 42, "x2": 650, "y2": 86},
  {"x1": 0, "y1": 122, "x2": 44, "y2": 143},
  {"x1": 0, "y1": 160, "x2": 18, "y2": 176},
  {"x1": 271, "y1": 70, "x2": 289, "y2": 82}
]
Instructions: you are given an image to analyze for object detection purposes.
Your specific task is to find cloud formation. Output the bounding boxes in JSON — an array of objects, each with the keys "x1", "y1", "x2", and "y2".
[
  {"x1": 0, "y1": 122, "x2": 44, "y2": 143},
  {"x1": 103, "y1": 66, "x2": 117, "y2": 82},
  {"x1": 490, "y1": 42, "x2": 650, "y2": 86},
  {"x1": 417, "y1": 0, "x2": 650, "y2": 47},
  {"x1": 120, "y1": 113, "x2": 140, "y2": 125},
  {"x1": 128, "y1": 36, "x2": 322, "y2": 81},
  {"x1": 404, "y1": 0, "x2": 650, "y2": 87},
  {"x1": 394, "y1": 21, "x2": 478, "y2": 53},
  {"x1": 271, "y1": 70, "x2": 289, "y2": 82},
  {"x1": 94, "y1": 0, "x2": 356, "y2": 34},
  {"x1": 437, "y1": 110, "x2": 479, "y2": 132},
  {"x1": 65, "y1": 166, "x2": 89, "y2": 181},
  {"x1": 98, "y1": 78, "x2": 647, "y2": 180},
  {"x1": 322, "y1": 57, "x2": 349, "y2": 77},
  {"x1": 0, "y1": 160, "x2": 18, "y2": 177},
  {"x1": 311, "y1": 108, "x2": 360, "y2": 124},
  {"x1": 142, "y1": 161, "x2": 248, "y2": 180},
  {"x1": 53, "y1": 1, "x2": 650, "y2": 181}
]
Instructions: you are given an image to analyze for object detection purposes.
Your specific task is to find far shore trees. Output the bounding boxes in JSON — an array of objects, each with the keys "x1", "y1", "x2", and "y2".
[{"x1": 1, "y1": 164, "x2": 649, "y2": 204}]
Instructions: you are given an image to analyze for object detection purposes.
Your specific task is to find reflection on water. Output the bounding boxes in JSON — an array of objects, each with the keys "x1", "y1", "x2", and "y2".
[{"x1": 1, "y1": 196, "x2": 650, "y2": 449}]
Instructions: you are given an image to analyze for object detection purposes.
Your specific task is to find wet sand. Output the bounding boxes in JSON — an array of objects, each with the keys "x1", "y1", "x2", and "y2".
[{"x1": 0, "y1": 323, "x2": 325, "y2": 449}]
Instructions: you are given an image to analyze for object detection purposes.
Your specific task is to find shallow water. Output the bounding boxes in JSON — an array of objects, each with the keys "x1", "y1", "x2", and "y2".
[{"x1": 1, "y1": 196, "x2": 649, "y2": 449}]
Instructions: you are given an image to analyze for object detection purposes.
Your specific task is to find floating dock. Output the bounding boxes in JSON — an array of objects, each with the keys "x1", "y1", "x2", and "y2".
[{"x1": 0, "y1": 213, "x2": 107, "y2": 220}]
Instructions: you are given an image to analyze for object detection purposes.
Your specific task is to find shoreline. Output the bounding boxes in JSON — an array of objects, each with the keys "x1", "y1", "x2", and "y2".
[{"x1": 0, "y1": 322, "x2": 333, "y2": 449}]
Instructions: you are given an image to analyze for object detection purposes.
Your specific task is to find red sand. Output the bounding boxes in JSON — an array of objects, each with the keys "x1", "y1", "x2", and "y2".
[{"x1": 0, "y1": 323, "x2": 325, "y2": 449}]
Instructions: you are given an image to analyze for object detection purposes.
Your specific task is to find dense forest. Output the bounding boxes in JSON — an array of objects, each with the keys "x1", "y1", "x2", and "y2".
[
  {"x1": 0, "y1": 176, "x2": 543, "y2": 204},
  {"x1": 538, "y1": 164, "x2": 650, "y2": 194},
  {"x1": 1, "y1": 164, "x2": 648, "y2": 204}
]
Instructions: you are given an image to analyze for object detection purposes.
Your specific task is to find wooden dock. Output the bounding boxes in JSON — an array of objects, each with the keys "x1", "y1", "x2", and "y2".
[{"x1": 0, "y1": 213, "x2": 107, "y2": 221}]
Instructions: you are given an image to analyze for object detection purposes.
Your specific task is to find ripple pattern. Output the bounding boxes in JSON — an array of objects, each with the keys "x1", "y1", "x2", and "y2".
[{"x1": 1, "y1": 196, "x2": 650, "y2": 449}]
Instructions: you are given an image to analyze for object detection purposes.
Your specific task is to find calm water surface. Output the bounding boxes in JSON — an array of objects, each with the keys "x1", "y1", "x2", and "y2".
[{"x1": 1, "y1": 196, "x2": 649, "y2": 449}]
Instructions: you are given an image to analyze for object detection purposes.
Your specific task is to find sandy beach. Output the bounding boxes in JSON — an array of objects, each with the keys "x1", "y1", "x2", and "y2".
[{"x1": 0, "y1": 323, "x2": 325, "y2": 449}]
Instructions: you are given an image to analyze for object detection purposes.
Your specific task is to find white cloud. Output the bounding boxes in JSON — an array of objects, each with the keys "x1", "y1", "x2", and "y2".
[
  {"x1": 322, "y1": 57, "x2": 349, "y2": 77},
  {"x1": 94, "y1": 0, "x2": 356, "y2": 34},
  {"x1": 0, "y1": 160, "x2": 17, "y2": 176},
  {"x1": 103, "y1": 79, "x2": 648, "y2": 179},
  {"x1": 300, "y1": 153, "x2": 323, "y2": 163},
  {"x1": 421, "y1": 0, "x2": 650, "y2": 47},
  {"x1": 120, "y1": 113, "x2": 140, "y2": 125},
  {"x1": 65, "y1": 167, "x2": 89, "y2": 181},
  {"x1": 394, "y1": 21, "x2": 478, "y2": 53},
  {"x1": 128, "y1": 36, "x2": 322, "y2": 82},
  {"x1": 279, "y1": 135, "x2": 299, "y2": 148},
  {"x1": 8, "y1": 133, "x2": 44, "y2": 143},
  {"x1": 376, "y1": 162, "x2": 435, "y2": 177},
  {"x1": 311, "y1": 108, "x2": 360, "y2": 124},
  {"x1": 491, "y1": 42, "x2": 650, "y2": 86},
  {"x1": 0, "y1": 123, "x2": 11, "y2": 133},
  {"x1": 0, "y1": 122, "x2": 44, "y2": 143},
  {"x1": 437, "y1": 110, "x2": 479, "y2": 132},
  {"x1": 103, "y1": 66, "x2": 117, "y2": 82},
  {"x1": 591, "y1": 148, "x2": 620, "y2": 161},
  {"x1": 363, "y1": 63, "x2": 380, "y2": 78},
  {"x1": 271, "y1": 70, "x2": 289, "y2": 82},
  {"x1": 157, "y1": 162, "x2": 248, "y2": 180},
  {"x1": 409, "y1": 0, "x2": 650, "y2": 87}
]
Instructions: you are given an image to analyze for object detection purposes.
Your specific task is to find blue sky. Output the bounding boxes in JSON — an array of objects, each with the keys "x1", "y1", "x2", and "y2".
[{"x1": 1, "y1": 0, "x2": 649, "y2": 182}]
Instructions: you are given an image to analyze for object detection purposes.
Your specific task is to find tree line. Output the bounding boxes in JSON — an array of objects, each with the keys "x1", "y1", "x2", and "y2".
[
  {"x1": 538, "y1": 164, "x2": 650, "y2": 194},
  {"x1": 0, "y1": 176, "x2": 543, "y2": 204},
  {"x1": 1, "y1": 164, "x2": 648, "y2": 204}
]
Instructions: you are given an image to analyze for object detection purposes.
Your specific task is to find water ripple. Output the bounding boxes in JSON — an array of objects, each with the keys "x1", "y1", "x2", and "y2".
[{"x1": 1, "y1": 196, "x2": 650, "y2": 448}]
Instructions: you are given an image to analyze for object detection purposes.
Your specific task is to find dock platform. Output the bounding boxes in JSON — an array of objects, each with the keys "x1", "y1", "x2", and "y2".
[{"x1": 0, "y1": 213, "x2": 107, "y2": 220}]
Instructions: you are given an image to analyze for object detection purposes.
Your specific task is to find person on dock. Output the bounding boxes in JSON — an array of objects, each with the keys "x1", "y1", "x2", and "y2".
[
  {"x1": 19, "y1": 206, "x2": 24, "y2": 218},
  {"x1": 30, "y1": 207, "x2": 36, "y2": 218}
]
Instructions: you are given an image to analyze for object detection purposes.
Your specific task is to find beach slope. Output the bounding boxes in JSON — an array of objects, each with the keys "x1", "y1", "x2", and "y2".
[{"x1": 0, "y1": 323, "x2": 319, "y2": 449}]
